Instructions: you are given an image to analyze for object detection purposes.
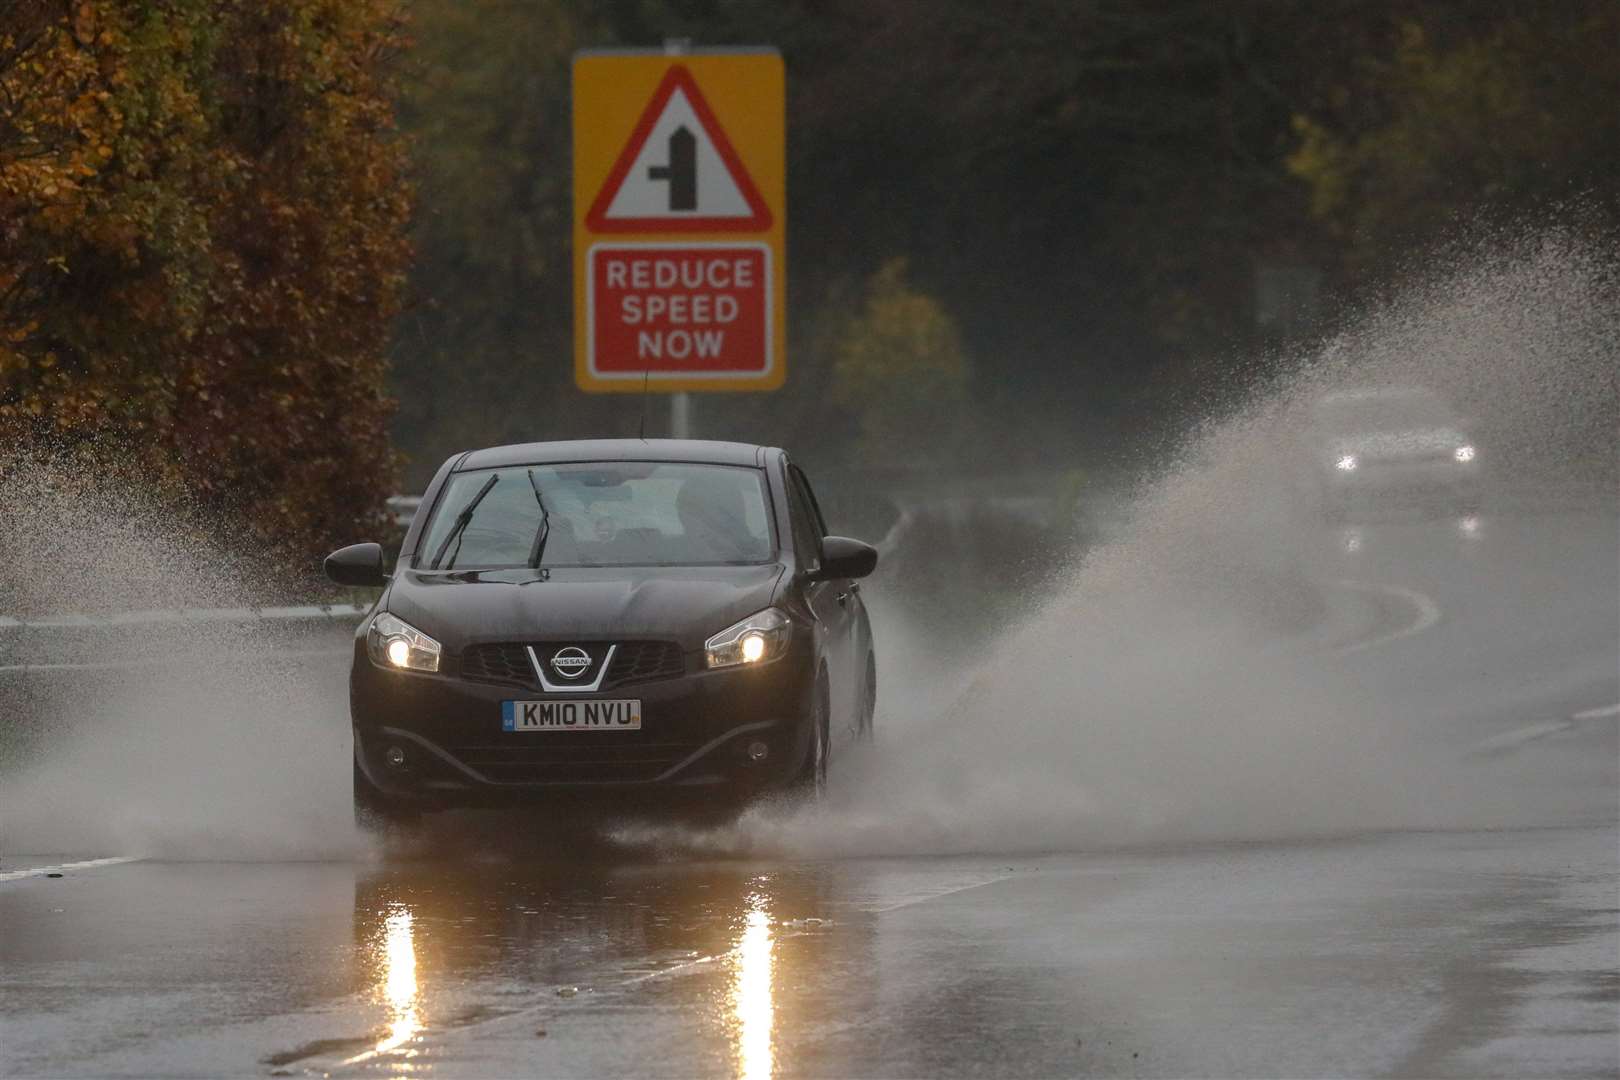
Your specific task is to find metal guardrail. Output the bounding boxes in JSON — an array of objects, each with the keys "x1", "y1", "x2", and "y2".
[
  {"x1": 0, "y1": 604, "x2": 369, "y2": 631},
  {"x1": 387, "y1": 494, "x2": 422, "y2": 528},
  {"x1": 0, "y1": 604, "x2": 369, "y2": 674}
]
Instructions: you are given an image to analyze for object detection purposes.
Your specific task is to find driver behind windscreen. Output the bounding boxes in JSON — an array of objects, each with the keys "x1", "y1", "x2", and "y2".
[{"x1": 676, "y1": 471, "x2": 753, "y2": 562}]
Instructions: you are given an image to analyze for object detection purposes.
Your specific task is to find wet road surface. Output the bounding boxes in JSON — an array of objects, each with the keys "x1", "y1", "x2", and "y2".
[
  {"x1": 2, "y1": 509, "x2": 1617, "y2": 1078},
  {"x1": 2, "y1": 828, "x2": 1615, "y2": 1078}
]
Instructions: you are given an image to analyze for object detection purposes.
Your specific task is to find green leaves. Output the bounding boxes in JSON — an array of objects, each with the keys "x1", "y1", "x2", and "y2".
[
  {"x1": 1287, "y1": 6, "x2": 1620, "y2": 270},
  {"x1": 833, "y1": 258, "x2": 974, "y2": 465}
]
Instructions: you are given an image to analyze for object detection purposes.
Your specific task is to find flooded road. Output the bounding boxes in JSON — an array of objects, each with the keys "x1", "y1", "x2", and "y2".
[
  {"x1": 3, "y1": 827, "x2": 1615, "y2": 1078},
  {"x1": 1, "y1": 12, "x2": 1613, "y2": 1074},
  {"x1": 2, "y1": 508, "x2": 1616, "y2": 1078}
]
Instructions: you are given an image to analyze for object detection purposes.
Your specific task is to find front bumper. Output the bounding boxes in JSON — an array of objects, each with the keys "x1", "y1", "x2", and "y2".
[
  {"x1": 1325, "y1": 461, "x2": 1483, "y2": 511},
  {"x1": 350, "y1": 639, "x2": 815, "y2": 806}
]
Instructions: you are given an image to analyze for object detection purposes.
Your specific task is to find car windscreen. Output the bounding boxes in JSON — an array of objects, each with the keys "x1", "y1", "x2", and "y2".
[{"x1": 415, "y1": 462, "x2": 776, "y2": 570}]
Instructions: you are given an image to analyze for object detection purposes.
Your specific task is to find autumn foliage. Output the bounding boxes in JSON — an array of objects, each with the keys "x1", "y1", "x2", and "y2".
[{"x1": 0, "y1": 0, "x2": 411, "y2": 564}]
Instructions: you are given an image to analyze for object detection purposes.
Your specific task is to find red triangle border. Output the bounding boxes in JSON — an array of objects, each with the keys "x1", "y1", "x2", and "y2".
[{"x1": 585, "y1": 64, "x2": 773, "y2": 234}]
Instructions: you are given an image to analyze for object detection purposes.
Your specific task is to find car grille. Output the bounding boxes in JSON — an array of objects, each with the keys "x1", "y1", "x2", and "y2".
[
  {"x1": 445, "y1": 741, "x2": 704, "y2": 784},
  {"x1": 458, "y1": 643, "x2": 534, "y2": 686},
  {"x1": 607, "y1": 641, "x2": 686, "y2": 684},
  {"x1": 459, "y1": 641, "x2": 684, "y2": 690}
]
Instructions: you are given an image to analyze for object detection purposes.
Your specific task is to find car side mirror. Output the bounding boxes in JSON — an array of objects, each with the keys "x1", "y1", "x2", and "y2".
[
  {"x1": 324, "y1": 542, "x2": 388, "y2": 587},
  {"x1": 815, "y1": 536, "x2": 878, "y2": 580}
]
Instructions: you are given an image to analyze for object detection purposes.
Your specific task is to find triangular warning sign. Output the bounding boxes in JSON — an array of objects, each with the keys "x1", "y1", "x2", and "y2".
[{"x1": 585, "y1": 65, "x2": 772, "y2": 233}]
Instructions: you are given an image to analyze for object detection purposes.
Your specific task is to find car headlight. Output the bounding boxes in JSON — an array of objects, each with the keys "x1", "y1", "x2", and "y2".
[
  {"x1": 366, "y1": 612, "x2": 441, "y2": 672},
  {"x1": 1335, "y1": 454, "x2": 1358, "y2": 472},
  {"x1": 705, "y1": 607, "x2": 791, "y2": 669},
  {"x1": 1453, "y1": 444, "x2": 1476, "y2": 463}
]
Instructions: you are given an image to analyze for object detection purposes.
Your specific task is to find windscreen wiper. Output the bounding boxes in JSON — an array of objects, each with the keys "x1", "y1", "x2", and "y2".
[
  {"x1": 431, "y1": 473, "x2": 500, "y2": 569},
  {"x1": 526, "y1": 468, "x2": 551, "y2": 568}
]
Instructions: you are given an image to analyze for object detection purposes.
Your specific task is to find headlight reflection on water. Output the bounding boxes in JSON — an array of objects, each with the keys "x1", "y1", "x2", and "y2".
[
  {"x1": 337, "y1": 903, "x2": 423, "y2": 1069},
  {"x1": 731, "y1": 892, "x2": 775, "y2": 1080},
  {"x1": 348, "y1": 904, "x2": 421, "y2": 1064}
]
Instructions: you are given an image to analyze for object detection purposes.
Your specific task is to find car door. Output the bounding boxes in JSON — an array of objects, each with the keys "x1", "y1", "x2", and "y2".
[{"x1": 787, "y1": 464, "x2": 857, "y2": 744}]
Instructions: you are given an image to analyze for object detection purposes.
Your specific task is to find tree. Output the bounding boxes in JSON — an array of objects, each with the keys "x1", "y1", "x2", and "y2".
[
  {"x1": 389, "y1": 1, "x2": 1348, "y2": 479},
  {"x1": 1288, "y1": 3, "x2": 1620, "y2": 273},
  {"x1": 832, "y1": 258, "x2": 972, "y2": 465},
  {"x1": 0, "y1": 0, "x2": 412, "y2": 565},
  {"x1": 390, "y1": 0, "x2": 1616, "y2": 486},
  {"x1": 390, "y1": 0, "x2": 611, "y2": 483}
]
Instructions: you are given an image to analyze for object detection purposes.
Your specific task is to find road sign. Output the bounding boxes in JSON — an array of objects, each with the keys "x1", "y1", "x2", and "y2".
[
  {"x1": 574, "y1": 50, "x2": 784, "y2": 393},
  {"x1": 584, "y1": 65, "x2": 772, "y2": 233}
]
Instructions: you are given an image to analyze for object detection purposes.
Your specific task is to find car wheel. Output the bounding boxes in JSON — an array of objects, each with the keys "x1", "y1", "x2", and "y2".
[
  {"x1": 353, "y1": 757, "x2": 420, "y2": 832},
  {"x1": 792, "y1": 673, "x2": 830, "y2": 800},
  {"x1": 858, "y1": 652, "x2": 877, "y2": 742}
]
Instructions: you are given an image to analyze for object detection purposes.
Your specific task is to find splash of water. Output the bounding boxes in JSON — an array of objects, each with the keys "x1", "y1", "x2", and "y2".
[
  {"x1": 621, "y1": 224, "x2": 1619, "y2": 858},
  {"x1": 0, "y1": 450, "x2": 360, "y2": 859},
  {"x1": 1, "y1": 225, "x2": 1614, "y2": 863}
]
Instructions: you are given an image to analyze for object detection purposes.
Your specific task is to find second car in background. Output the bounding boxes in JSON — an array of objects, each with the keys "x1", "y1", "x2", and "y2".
[{"x1": 1305, "y1": 387, "x2": 1484, "y2": 521}]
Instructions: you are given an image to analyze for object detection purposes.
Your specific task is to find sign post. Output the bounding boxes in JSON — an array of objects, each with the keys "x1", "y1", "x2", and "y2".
[
  {"x1": 572, "y1": 47, "x2": 786, "y2": 432},
  {"x1": 663, "y1": 38, "x2": 692, "y2": 439}
]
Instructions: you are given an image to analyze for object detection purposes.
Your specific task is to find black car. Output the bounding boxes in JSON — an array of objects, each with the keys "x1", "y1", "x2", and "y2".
[{"x1": 324, "y1": 439, "x2": 878, "y2": 826}]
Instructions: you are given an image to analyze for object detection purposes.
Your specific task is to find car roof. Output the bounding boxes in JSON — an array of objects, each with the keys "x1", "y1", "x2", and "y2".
[{"x1": 455, "y1": 439, "x2": 772, "y2": 471}]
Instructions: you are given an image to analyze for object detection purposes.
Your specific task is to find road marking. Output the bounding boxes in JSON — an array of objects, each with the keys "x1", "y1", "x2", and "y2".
[
  {"x1": 0, "y1": 856, "x2": 142, "y2": 883},
  {"x1": 1328, "y1": 578, "x2": 1443, "y2": 654},
  {"x1": 1468, "y1": 721, "x2": 1575, "y2": 756},
  {"x1": 1468, "y1": 703, "x2": 1620, "y2": 757},
  {"x1": 871, "y1": 873, "x2": 1012, "y2": 913}
]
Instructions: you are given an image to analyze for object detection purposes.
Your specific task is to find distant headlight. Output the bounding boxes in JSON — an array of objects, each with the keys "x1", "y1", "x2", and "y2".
[
  {"x1": 367, "y1": 612, "x2": 441, "y2": 672},
  {"x1": 1335, "y1": 454, "x2": 1358, "y2": 472},
  {"x1": 1453, "y1": 444, "x2": 1476, "y2": 463},
  {"x1": 705, "y1": 607, "x2": 791, "y2": 669}
]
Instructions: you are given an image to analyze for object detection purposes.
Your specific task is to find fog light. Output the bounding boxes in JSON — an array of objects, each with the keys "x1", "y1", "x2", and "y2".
[
  {"x1": 384, "y1": 745, "x2": 407, "y2": 769},
  {"x1": 746, "y1": 740, "x2": 769, "y2": 762}
]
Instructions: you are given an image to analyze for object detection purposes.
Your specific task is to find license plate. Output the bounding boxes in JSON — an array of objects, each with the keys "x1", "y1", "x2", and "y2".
[{"x1": 502, "y1": 699, "x2": 642, "y2": 732}]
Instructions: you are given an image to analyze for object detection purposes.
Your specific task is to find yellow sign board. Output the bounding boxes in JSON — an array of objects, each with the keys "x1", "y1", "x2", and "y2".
[{"x1": 573, "y1": 50, "x2": 785, "y2": 393}]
